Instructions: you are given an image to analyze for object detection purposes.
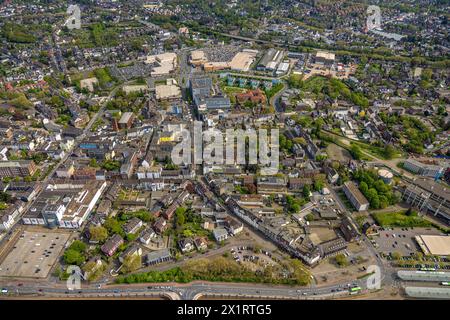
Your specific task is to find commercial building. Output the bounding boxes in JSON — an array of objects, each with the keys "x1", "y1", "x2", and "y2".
[
  {"x1": 403, "y1": 159, "x2": 444, "y2": 178},
  {"x1": 402, "y1": 178, "x2": 450, "y2": 225},
  {"x1": 343, "y1": 181, "x2": 370, "y2": 211},
  {"x1": 0, "y1": 160, "x2": 37, "y2": 178},
  {"x1": 229, "y1": 50, "x2": 258, "y2": 72},
  {"x1": 189, "y1": 50, "x2": 208, "y2": 66},
  {"x1": 22, "y1": 181, "x2": 107, "y2": 229},
  {"x1": 146, "y1": 52, "x2": 178, "y2": 76},
  {"x1": 203, "y1": 62, "x2": 230, "y2": 72},
  {"x1": 190, "y1": 77, "x2": 213, "y2": 103},
  {"x1": 415, "y1": 235, "x2": 450, "y2": 256}
]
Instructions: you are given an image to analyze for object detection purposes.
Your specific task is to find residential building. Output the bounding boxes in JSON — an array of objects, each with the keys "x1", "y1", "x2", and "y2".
[
  {"x1": 178, "y1": 238, "x2": 195, "y2": 253},
  {"x1": 213, "y1": 227, "x2": 229, "y2": 242},
  {"x1": 343, "y1": 181, "x2": 370, "y2": 211},
  {"x1": 123, "y1": 217, "x2": 143, "y2": 234},
  {"x1": 101, "y1": 234, "x2": 124, "y2": 257}
]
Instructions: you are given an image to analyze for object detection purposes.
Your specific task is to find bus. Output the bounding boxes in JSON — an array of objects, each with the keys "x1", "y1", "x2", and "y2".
[
  {"x1": 441, "y1": 282, "x2": 450, "y2": 286},
  {"x1": 420, "y1": 267, "x2": 436, "y2": 271},
  {"x1": 349, "y1": 286, "x2": 362, "y2": 294}
]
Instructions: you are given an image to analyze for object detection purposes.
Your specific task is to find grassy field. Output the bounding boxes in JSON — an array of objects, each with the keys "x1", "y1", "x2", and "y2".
[
  {"x1": 350, "y1": 141, "x2": 403, "y2": 160},
  {"x1": 326, "y1": 143, "x2": 352, "y2": 162},
  {"x1": 372, "y1": 211, "x2": 433, "y2": 228}
]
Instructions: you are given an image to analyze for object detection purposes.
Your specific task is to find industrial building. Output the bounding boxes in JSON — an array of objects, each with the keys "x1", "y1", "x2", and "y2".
[
  {"x1": 402, "y1": 178, "x2": 450, "y2": 225},
  {"x1": 257, "y1": 48, "x2": 284, "y2": 72}
]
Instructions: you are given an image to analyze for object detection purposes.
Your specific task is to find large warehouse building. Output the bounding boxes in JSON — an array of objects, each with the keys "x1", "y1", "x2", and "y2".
[
  {"x1": 415, "y1": 235, "x2": 450, "y2": 256},
  {"x1": 257, "y1": 48, "x2": 284, "y2": 72}
]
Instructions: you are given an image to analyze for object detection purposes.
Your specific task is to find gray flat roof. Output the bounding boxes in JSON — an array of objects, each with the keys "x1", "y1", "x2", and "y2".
[
  {"x1": 405, "y1": 286, "x2": 450, "y2": 299},
  {"x1": 397, "y1": 270, "x2": 450, "y2": 282},
  {"x1": 411, "y1": 178, "x2": 450, "y2": 201}
]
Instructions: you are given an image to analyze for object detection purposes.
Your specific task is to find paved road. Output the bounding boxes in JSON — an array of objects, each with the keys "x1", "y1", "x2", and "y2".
[{"x1": 0, "y1": 276, "x2": 373, "y2": 300}]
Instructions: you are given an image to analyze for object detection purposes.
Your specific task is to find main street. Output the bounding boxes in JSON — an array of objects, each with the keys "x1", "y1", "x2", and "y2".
[{"x1": 0, "y1": 275, "x2": 376, "y2": 300}]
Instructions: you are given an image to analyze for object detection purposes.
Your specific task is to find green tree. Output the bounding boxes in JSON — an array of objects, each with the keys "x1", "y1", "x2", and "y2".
[
  {"x1": 63, "y1": 249, "x2": 85, "y2": 266},
  {"x1": 175, "y1": 207, "x2": 187, "y2": 226},
  {"x1": 89, "y1": 226, "x2": 108, "y2": 243},
  {"x1": 121, "y1": 255, "x2": 141, "y2": 274},
  {"x1": 392, "y1": 252, "x2": 402, "y2": 260},
  {"x1": 334, "y1": 253, "x2": 349, "y2": 267},
  {"x1": 302, "y1": 185, "x2": 311, "y2": 199}
]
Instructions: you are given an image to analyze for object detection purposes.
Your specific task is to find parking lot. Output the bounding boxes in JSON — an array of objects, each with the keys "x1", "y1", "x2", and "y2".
[
  {"x1": 372, "y1": 227, "x2": 442, "y2": 257},
  {"x1": 0, "y1": 231, "x2": 70, "y2": 278}
]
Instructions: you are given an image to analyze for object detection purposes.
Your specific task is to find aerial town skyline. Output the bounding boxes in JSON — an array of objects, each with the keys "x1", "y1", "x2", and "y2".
[{"x1": 0, "y1": 0, "x2": 449, "y2": 305}]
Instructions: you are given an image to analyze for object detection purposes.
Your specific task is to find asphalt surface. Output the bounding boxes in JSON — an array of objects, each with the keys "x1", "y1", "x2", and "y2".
[{"x1": 0, "y1": 277, "x2": 371, "y2": 300}]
